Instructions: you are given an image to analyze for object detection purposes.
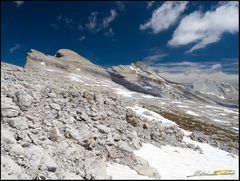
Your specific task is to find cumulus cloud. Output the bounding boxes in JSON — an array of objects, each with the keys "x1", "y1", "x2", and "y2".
[
  {"x1": 168, "y1": 1, "x2": 239, "y2": 52},
  {"x1": 9, "y1": 44, "x2": 20, "y2": 53},
  {"x1": 140, "y1": 1, "x2": 188, "y2": 33},
  {"x1": 14, "y1": 1, "x2": 24, "y2": 8}
]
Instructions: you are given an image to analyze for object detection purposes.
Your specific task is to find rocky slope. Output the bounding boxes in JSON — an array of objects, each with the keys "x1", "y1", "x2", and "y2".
[
  {"x1": 25, "y1": 49, "x2": 110, "y2": 79},
  {"x1": 1, "y1": 49, "x2": 239, "y2": 179},
  {"x1": 189, "y1": 78, "x2": 239, "y2": 107},
  {"x1": 107, "y1": 62, "x2": 239, "y2": 107}
]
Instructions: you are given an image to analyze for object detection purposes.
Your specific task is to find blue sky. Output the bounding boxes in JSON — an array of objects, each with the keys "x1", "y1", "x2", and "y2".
[{"x1": 1, "y1": 1, "x2": 239, "y2": 74}]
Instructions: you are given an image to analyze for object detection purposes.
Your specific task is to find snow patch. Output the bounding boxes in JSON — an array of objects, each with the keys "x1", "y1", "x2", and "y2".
[
  {"x1": 106, "y1": 163, "x2": 152, "y2": 180},
  {"x1": 134, "y1": 142, "x2": 238, "y2": 179},
  {"x1": 129, "y1": 66, "x2": 135, "y2": 71},
  {"x1": 40, "y1": 62, "x2": 45, "y2": 65},
  {"x1": 141, "y1": 95, "x2": 155, "y2": 99},
  {"x1": 186, "y1": 110, "x2": 199, "y2": 116},
  {"x1": 171, "y1": 101, "x2": 182, "y2": 104},
  {"x1": 219, "y1": 95, "x2": 225, "y2": 99},
  {"x1": 69, "y1": 74, "x2": 83, "y2": 82},
  {"x1": 144, "y1": 86, "x2": 152, "y2": 90},
  {"x1": 177, "y1": 105, "x2": 189, "y2": 108},
  {"x1": 114, "y1": 88, "x2": 134, "y2": 97},
  {"x1": 46, "y1": 69, "x2": 55, "y2": 72},
  {"x1": 212, "y1": 119, "x2": 228, "y2": 123},
  {"x1": 222, "y1": 109, "x2": 237, "y2": 114},
  {"x1": 128, "y1": 106, "x2": 176, "y2": 126}
]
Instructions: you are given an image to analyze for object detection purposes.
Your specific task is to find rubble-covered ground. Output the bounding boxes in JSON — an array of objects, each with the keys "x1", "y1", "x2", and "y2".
[{"x1": 1, "y1": 62, "x2": 239, "y2": 179}]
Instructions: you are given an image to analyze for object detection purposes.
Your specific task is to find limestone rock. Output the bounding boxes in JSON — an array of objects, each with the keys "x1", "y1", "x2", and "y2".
[
  {"x1": 136, "y1": 166, "x2": 160, "y2": 179},
  {"x1": 15, "y1": 91, "x2": 34, "y2": 111},
  {"x1": 49, "y1": 102, "x2": 61, "y2": 111},
  {"x1": 1, "y1": 155, "x2": 30, "y2": 179},
  {"x1": 1, "y1": 129, "x2": 16, "y2": 144},
  {"x1": 1, "y1": 97, "x2": 21, "y2": 118},
  {"x1": 6, "y1": 117, "x2": 28, "y2": 130},
  {"x1": 10, "y1": 144, "x2": 25, "y2": 156},
  {"x1": 49, "y1": 127, "x2": 62, "y2": 142}
]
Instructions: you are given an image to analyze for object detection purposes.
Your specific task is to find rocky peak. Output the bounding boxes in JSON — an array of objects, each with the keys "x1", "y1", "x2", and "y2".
[
  {"x1": 24, "y1": 48, "x2": 110, "y2": 78},
  {"x1": 55, "y1": 49, "x2": 93, "y2": 65},
  {"x1": 111, "y1": 61, "x2": 166, "y2": 84}
]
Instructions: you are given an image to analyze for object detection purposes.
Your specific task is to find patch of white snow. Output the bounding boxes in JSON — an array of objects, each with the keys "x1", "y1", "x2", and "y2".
[
  {"x1": 106, "y1": 163, "x2": 152, "y2": 180},
  {"x1": 128, "y1": 106, "x2": 176, "y2": 126},
  {"x1": 186, "y1": 110, "x2": 199, "y2": 116},
  {"x1": 134, "y1": 142, "x2": 238, "y2": 179}
]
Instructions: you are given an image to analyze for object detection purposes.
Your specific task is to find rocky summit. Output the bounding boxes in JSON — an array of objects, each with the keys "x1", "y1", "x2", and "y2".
[{"x1": 1, "y1": 49, "x2": 239, "y2": 179}]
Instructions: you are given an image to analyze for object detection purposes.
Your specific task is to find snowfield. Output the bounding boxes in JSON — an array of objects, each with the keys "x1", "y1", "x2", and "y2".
[
  {"x1": 107, "y1": 106, "x2": 239, "y2": 179},
  {"x1": 106, "y1": 163, "x2": 152, "y2": 180},
  {"x1": 134, "y1": 142, "x2": 238, "y2": 179}
]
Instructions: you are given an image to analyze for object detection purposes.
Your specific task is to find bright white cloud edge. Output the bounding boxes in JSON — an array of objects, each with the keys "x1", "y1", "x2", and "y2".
[
  {"x1": 140, "y1": 1, "x2": 188, "y2": 33},
  {"x1": 168, "y1": 1, "x2": 239, "y2": 52}
]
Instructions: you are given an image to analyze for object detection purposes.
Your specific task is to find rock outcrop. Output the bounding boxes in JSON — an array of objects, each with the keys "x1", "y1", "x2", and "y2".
[{"x1": 25, "y1": 49, "x2": 110, "y2": 78}]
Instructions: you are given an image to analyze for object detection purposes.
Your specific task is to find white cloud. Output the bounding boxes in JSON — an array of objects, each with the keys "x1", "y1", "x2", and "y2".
[
  {"x1": 85, "y1": 10, "x2": 117, "y2": 35},
  {"x1": 104, "y1": 28, "x2": 114, "y2": 37},
  {"x1": 147, "y1": 1, "x2": 155, "y2": 9},
  {"x1": 78, "y1": 36, "x2": 86, "y2": 41},
  {"x1": 77, "y1": 24, "x2": 84, "y2": 31},
  {"x1": 116, "y1": 1, "x2": 125, "y2": 11},
  {"x1": 9, "y1": 44, "x2": 20, "y2": 53},
  {"x1": 57, "y1": 15, "x2": 62, "y2": 21},
  {"x1": 210, "y1": 63, "x2": 222, "y2": 72},
  {"x1": 50, "y1": 24, "x2": 58, "y2": 30},
  {"x1": 149, "y1": 60, "x2": 238, "y2": 75},
  {"x1": 55, "y1": 15, "x2": 75, "y2": 30},
  {"x1": 160, "y1": 70, "x2": 238, "y2": 84},
  {"x1": 140, "y1": 1, "x2": 188, "y2": 33},
  {"x1": 14, "y1": 1, "x2": 24, "y2": 8},
  {"x1": 146, "y1": 61, "x2": 238, "y2": 83},
  {"x1": 85, "y1": 12, "x2": 98, "y2": 32},
  {"x1": 168, "y1": 1, "x2": 239, "y2": 52},
  {"x1": 142, "y1": 53, "x2": 168, "y2": 65},
  {"x1": 102, "y1": 9, "x2": 117, "y2": 28}
]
